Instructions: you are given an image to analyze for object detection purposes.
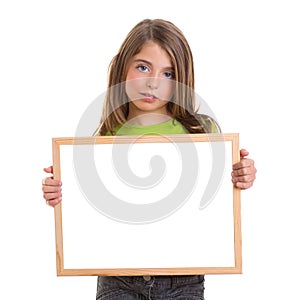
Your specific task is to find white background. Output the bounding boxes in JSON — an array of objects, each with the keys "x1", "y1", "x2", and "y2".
[
  {"x1": 0, "y1": 0, "x2": 299, "y2": 299},
  {"x1": 60, "y1": 142, "x2": 234, "y2": 269}
]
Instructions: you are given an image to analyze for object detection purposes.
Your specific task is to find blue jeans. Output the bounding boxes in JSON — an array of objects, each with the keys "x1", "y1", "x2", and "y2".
[{"x1": 96, "y1": 275, "x2": 205, "y2": 299}]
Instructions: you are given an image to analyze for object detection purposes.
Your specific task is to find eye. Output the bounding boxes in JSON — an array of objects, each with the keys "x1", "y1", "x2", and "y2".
[
  {"x1": 137, "y1": 65, "x2": 149, "y2": 73},
  {"x1": 164, "y1": 72, "x2": 174, "y2": 79}
]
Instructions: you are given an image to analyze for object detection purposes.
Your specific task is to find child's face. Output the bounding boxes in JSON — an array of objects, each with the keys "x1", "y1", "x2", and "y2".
[{"x1": 125, "y1": 41, "x2": 175, "y2": 117}]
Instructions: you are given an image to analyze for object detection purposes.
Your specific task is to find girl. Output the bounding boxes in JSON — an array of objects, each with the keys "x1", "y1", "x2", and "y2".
[{"x1": 42, "y1": 19, "x2": 256, "y2": 300}]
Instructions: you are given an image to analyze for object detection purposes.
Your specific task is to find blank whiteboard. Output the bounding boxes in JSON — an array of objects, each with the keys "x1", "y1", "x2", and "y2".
[{"x1": 52, "y1": 133, "x2": 241, "y2": 276}]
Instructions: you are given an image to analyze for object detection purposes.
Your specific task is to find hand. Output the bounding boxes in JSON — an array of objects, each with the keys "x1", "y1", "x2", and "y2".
[
  {"x1": 42, "y1": 166, "x2": 62, "y2": 207},
  {"x1": 231, "y1": 149, "x2": 256, "y2": 190}
]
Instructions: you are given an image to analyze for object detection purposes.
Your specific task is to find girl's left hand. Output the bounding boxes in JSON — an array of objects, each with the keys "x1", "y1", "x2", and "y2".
[{"x1": 232, "y1": 149, "x2": 256, "y2": 190}]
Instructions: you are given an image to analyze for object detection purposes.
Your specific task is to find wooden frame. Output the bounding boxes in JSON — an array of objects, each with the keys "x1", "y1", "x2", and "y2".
[{"x1": 52, "y1": 133, "x2": 241, "y2": 276}]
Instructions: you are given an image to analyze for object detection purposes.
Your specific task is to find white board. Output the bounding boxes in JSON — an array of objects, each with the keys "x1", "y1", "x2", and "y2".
[{"x1": 52, "y1": 134, "x2": 241, "y2": 276}]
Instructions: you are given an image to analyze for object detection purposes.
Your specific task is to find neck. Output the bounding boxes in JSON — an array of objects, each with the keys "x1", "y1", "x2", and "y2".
[
  {"x1": 127, "y1": 113, "x2": 172, "y2": 126},
  {"x1": 127, "y1": 102, "x2": 172, "y2": 126}
]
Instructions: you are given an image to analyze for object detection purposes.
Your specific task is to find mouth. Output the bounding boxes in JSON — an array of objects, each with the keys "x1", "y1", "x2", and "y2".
[{"x1": 140, "y1": 92, "x2": 158, "y2": 102}]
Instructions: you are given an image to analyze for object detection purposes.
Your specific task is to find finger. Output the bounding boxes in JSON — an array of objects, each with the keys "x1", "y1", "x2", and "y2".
[
  {"x1": 233, "y1": 158, "x2": 254, "y2": 170},
  {"x1": 44, "y1": 191, "x2": 62, "y2": 201},
  {"x1": 46, "y1": 198, "x2": 62, "y2": 207},
  {"x1": 42, "y1": 185, "x2": 62, "y2": 193},
  {"x1": 232, "y1": 166, "x2": 255, "y2": 176},
  {"x1": 232, "y1": 174, "x2": 255, "y2": 183},
  {"x1": 234, "y1": 181, "x2": 254, "y2": 190},
  {"x1": 232, "y1": 172, "x2": 256, "y2": 189},
  {"x1": 42, "y1": 177, "x2": 62, "y2": 187}
]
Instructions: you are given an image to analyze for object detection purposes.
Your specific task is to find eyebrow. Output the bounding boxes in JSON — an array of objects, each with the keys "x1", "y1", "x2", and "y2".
[{"x1": 133, "y1": 59, "x2": 174, "y2": 71}]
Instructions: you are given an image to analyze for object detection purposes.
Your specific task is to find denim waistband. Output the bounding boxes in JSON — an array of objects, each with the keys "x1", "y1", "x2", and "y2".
[{"x1": 120, "y1": 275, "x2": 204, "y2": 287}]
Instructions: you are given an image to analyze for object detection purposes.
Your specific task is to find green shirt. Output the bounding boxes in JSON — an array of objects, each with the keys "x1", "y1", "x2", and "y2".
[
  {"x1": 109, "y1": 119, "x2": 188, "y2": 136},
  {"x1": 105, "y1": 115, "x2": 219, "y2": 136}
]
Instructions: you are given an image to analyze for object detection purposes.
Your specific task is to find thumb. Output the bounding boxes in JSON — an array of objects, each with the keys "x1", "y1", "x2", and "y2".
[
  {"x1": 240, "y1": 149, "x2": 249, "y2": 159},
  {"x1": 43, "y1": 166, "x2": 53, "y2": 174}
]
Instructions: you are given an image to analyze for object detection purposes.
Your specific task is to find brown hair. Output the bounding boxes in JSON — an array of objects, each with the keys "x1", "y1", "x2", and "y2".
[{"x1": 94, "y1": 19, "x2": 219, "y2": 135}]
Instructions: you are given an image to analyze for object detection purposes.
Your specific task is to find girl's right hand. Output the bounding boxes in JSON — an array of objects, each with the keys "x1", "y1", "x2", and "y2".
[{"x1": 42, "y1": 166, "x2": 62, "y2": 207}]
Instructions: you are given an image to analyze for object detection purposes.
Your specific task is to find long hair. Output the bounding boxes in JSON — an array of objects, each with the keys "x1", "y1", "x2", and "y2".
[{"x1": 94, "y1": 19, "x2": 218, "y2": 135}]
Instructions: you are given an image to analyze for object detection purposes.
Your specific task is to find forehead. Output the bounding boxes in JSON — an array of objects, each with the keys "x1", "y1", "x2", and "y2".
[{"x1": 132, "y1": 41, "x2": 173, "y2": 67}]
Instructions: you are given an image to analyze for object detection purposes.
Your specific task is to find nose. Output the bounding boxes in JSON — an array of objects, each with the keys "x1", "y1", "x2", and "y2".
[{"x1": 146, "y1": 76, "x2": 159, "y2": 89}]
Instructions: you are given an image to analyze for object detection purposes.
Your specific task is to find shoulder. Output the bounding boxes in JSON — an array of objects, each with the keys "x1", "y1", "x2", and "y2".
[{"x1": 195, "y1": 114, "x2": 221, "y2": 133}]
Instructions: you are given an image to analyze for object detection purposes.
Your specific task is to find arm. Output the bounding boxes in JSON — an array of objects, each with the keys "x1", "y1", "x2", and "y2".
[{"x1": 231, "y1": 149, "x2": 256, "y2": 190}]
